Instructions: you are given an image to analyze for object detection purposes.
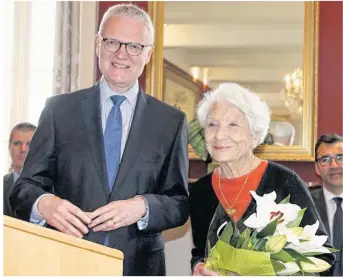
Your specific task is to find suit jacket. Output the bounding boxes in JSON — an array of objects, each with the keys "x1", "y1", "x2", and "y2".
[
  {"x1": 310, "y1": 187, "x2": 330, "y2": 237},
  {"x1": 3, "y1": 173, "x2": 14, "y2": 217},
  {"x1": 189, "y1": 161, "x2": 335, "y2": 274},
  {"x1": 311, "y1": 187, "x2": 338, "y2": 276},
  {"x1": 9, "y1": 84, "x2": 189, "y2": 276}
]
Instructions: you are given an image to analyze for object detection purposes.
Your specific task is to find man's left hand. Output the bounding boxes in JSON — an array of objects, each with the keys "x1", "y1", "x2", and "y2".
[{"x1": 88, "y1": 196, "x2": 147, "y2": 232}]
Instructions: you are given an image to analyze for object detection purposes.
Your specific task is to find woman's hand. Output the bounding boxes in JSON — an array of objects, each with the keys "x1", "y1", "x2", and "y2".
[{"x1": 192, "y1": 262, "x2": 218, "y2": 276}]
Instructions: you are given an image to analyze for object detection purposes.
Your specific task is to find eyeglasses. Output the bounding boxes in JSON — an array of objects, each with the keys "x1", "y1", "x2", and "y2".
[
  {"x1": 316, "y1": 153, "x2": 343, "y2": 166},
  {"x1": 98, "y1": 34, "x2": 152, "y2": 56}
]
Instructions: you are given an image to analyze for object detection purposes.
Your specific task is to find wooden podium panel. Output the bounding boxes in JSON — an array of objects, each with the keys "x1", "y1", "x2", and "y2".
[{"x1": 4, "y1": 216, "x2": 124, "y2": 276}]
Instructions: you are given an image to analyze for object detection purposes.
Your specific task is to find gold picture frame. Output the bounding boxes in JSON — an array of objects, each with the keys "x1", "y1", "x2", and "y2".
[
  {"x1": 163, "y1": 59, "x2": 203, "y2": 123},
  {"x1": 146, "y1": 2, "x2": 319, "y2": 161}
]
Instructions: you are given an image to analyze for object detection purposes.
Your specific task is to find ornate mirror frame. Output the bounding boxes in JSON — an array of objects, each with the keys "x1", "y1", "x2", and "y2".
[{"x1": 146, "y1": 2, "x2": 319, "y2": 162}]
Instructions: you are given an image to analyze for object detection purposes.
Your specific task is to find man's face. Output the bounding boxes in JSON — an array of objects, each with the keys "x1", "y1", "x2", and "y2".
[
  {"x1": 204, "y1": 101, "x2": 256, "y2": 163},
  {"x1": 315, "y1": 142, "x2": 343, "y2": 193},
  {"x1": 96, "y1": 16, "x2": 153, "y2": 93},
  {"x1": 9, "y1": 129, "x2": 35, "y2": 172}
]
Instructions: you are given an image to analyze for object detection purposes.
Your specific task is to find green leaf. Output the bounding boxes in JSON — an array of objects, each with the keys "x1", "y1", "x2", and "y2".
[
  {"x1": 284, "y1": 249, "x2": 315, "y2": 265},
  {"x1": 271, "y1": 259, "x2": 286, "y2": 273},
  {"x1": 207, "y1": 239, "x2": 212, "y2": 251},
  {"x1": 280, "y1": 194, "x2": 291, "y2": 204},
  {"x1": 287, "y1": 208, "x2": 307, "y2": 228},
  {"x1": 235, "y1": 236, "x2": 246, "y2": 248},
  {"x1": 295, "y1": 260, "x2": 304, "y2": 275},
  {"x1": 230, "y1": 226, "x2": 241, "y2": 247},
  {"x1": 238, "y1": 228, "x2": 251, "y2": 249},
  {"x1": 271, "y1": 249, "x2": 294, "y2": 262},
  {"x1": 327, "y1": 247, "x2": 340, "y2": 253},
  {"x1": 219, "y1": 222, "x2": 233, "y2": 244},
  {"x1": 241, "y1": 237, "x2": 251, "y2": 249},
  {"x1": 249, "y1": 230, "x2": 258, "y2": 249},
  {"x1": 254, "y1": 238, "x2": 267, "y2": 251},
  {"x1": 303, "y1": 252, "x2": 327, "y2": 256},
  {"x1": 257, "y1": 219, "x2": 278, "y2": 239},
  {"x1": 241, "y1": 228, "x2": 251, "y2": 239}
]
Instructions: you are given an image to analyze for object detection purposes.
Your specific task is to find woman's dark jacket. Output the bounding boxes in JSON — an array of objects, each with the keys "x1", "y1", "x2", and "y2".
[{"x1": 189, "y1": 161, "x2": 335, "y2": 274}]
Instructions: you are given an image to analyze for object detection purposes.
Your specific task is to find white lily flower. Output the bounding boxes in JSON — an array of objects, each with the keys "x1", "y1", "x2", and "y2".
[
  {"x1": 244, "y1": 191, "x2": 278, "y2": 230},
  {"x1": 298, "y1": 220, "x2": 319, "y2": 240},
  {"x1": 244, "y1": 191, "x2": 301, "y2": 234},
  {"x1": 285, "y1": 221, "x2": 330, "y2": 254},
  {"x1": 276, "y1": 262, "x2": 300, "y2": 275},
  {"x1": 276, "y1": 225, "x2": 302, "y2": 246}
]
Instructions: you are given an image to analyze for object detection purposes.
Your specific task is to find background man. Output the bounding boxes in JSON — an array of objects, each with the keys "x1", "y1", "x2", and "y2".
[
  {"x1": 311, "y1": 134, "x2": 343, "y2": 276},
  {"x1": 3, "y1": 122, "x2": 36, "y2": 216},
  {"x1": 273, "y1": 121, "x2": 295, "y2": 146},
  {"x1": 10, "y1": 4, "x2": 189, "y2": 276}
]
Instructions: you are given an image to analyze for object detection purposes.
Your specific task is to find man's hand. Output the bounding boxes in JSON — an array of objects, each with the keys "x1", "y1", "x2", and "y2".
[
  {"x1": 38, "y1": 195, "x2": 91, "y2": 238},
  {"x1": 193, "y1": 262, "x2": 218, "y2": 276},
  {"x1": 88, "y1": 196, "x2": 146, "y2": 232}
]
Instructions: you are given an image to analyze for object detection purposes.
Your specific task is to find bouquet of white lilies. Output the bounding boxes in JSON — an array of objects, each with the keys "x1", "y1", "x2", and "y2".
[{"x1": 205, "y1": 191, "x2": 337, "y2": 276}]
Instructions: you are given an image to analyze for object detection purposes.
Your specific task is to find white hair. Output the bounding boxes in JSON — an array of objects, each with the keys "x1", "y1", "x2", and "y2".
[
  {"x1": 274, "y1": 121, "x2": 295, "y2": 145},
  {"x1": 98, "y1": 4, "x2": 154, "y2": 44},
  {"x1": 197, "y1": 82, "x2": 271, "y2": 147}
]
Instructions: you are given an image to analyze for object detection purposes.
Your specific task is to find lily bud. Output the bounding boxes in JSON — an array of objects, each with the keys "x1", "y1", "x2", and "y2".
[
  {"x1": 265, "y1": 235, "x2": 287, "y2": 253},
  {"x1": 277, "y1": 262, "x2": 299, "y2": 276},
  {"x1": 300, "y1": 257, "x2": 331, "y2": 273}
]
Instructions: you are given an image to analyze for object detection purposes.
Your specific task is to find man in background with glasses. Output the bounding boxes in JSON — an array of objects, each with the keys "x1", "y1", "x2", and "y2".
[
  {"x1": 9, "y1": 4, "x2": 189, "y2": 276},
  {"x1": 311, "y1": 133, "x2": 343, "y2": 276}
]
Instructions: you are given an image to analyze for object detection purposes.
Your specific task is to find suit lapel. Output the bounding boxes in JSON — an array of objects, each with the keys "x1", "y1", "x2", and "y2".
[
  {"x1": 110, "y1": 89, "x2": 149, "y2": 199},
  {"x1": 81, "y1": 84, "x2": 109, "y2": 197},
  {"x1": 313, "y1": 188, "x2": 330, "y2": 235}
]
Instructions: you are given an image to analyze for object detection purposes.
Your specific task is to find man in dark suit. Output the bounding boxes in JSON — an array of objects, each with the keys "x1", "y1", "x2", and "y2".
[
  {"x1": 3, "y1": 122, "x2": 36, "y2": 216},
  {"x1": 311, "y1": 134, "x2": 343, "y2": 276},
  {"x1": 9, "y1": 4, "x2": 189, "y2": 276}
]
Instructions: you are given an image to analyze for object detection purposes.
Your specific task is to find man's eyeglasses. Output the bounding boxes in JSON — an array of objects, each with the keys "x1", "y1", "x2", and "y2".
[
  {"x1": 98, "y1": 34, "x2": 152, "y2": 56},
  {"x1": 316, "y1": 153, "x2": 343, "y2": 166}
]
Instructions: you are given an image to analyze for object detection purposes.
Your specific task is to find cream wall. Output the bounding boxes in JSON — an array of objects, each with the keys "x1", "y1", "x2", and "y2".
[{"x1": 164, "y1": 220, "x2": 193, "y2": 276}]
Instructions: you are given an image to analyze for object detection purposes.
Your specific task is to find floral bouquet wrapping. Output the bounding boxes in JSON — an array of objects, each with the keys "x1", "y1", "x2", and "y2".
[{"x1": 205, "y1": 191, "x2": 337, "y2": 276}]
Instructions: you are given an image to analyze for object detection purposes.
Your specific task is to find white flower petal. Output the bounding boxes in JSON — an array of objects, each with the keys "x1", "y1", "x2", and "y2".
[
  {"x1": 299, "y1": 221, "x2": 319, "y2": 240},
  {"x1": 285, "y1": 241, "x2": 330, "y2": 254},
  {"x1": 277, "y1": 226, "x2": 300, "y2": 245},
  {"x1": 312, "y1": 235, "x2": 329, "y2": 246},
  {"x1": 244, "y1": 214, "x2": 264, "y2": 229}
]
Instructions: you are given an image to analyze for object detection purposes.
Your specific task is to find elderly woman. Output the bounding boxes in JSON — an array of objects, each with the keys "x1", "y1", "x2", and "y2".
[{"x1": 189, "y1": 83, "x2": 334, "y2": 276}]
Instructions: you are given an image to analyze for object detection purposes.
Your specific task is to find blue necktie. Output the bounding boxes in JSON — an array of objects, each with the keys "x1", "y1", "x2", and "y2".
[
  {"x1": 104, "y1": 95, "x2": 126, "y2": 190},
  {"x1": 333, "y1": 197, "x2": 342, "y2": 276},
  {"x1": 103, "y1": 95, "x2": 125, "y2": 247}
]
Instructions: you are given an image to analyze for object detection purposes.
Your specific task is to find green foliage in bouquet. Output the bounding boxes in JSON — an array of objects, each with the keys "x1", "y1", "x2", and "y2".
[
  {"x1": 205, "y1": 192, "x2": 338, "y2": 276},
  {"x1": 188, "y1": 118, "x2": 208, "y2": 161}
]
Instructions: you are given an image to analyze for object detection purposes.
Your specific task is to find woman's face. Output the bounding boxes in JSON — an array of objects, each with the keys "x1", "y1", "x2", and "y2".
[{"x1": 205, "y1": 101, "x2": 256, "y2": 163}]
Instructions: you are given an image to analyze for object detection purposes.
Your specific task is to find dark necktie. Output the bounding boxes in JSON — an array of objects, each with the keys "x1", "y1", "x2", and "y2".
[
  {"x1": 333, "y1": 197, "x2": 342, "y2": 276},
  {"x1": 104, "y1": 95, "x2": 126, "y2": 190}
]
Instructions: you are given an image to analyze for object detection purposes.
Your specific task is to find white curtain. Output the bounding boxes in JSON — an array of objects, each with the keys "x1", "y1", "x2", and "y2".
[{"x1": 53, "y1": 2, "x2": 81, "y2": 94}]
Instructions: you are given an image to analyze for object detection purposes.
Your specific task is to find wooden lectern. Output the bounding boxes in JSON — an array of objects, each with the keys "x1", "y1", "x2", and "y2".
[{"x1": 3, "y1": 216, "x2": 124, "y2": 276}]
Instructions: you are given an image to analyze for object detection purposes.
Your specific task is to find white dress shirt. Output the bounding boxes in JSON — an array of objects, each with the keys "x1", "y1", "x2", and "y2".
[
  {"x1": 323, "y1": 187, "x2": 343, "y2": 238},
  {"x1": 30, "y1": 77, "x2": 149, "y2": 229},
  {"x1": 12, "y1": 170, "x2": 20, "y2": 183}
]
